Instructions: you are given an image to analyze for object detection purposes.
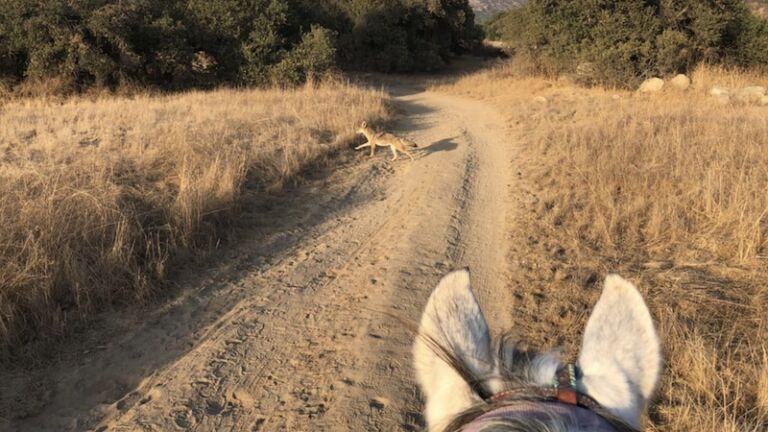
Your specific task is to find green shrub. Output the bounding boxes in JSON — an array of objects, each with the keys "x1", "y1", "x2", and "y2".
[
  {"x1": 0, "y1": 0, "x2": 197, "y2": 91},
  {"x1": 271, "y1": 25, "x2": 337, "y2": 85},
  {"x1": 655, "y1": 29, "x2": 693, "y2": 73},
  {"x1": 487, "y1": 0, "x2": 768, "y2": 87},
  {"x1": 0, "y1": 0, "x2": 482, "y2": 92},
  {"x1": 733, "y1": 12, "x2": 768, "y2": 67}
]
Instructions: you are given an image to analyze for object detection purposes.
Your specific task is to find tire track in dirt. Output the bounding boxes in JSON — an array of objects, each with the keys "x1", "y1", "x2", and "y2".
[{"x1": 1, "y1": 85, "x2": 518, "y2": 432}]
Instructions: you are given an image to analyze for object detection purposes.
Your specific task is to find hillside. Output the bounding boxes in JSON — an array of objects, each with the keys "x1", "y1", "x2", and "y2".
[
  {"x1": 751, "y1": 1, "x2": 768, "y2": 17},
  {"x1": 473, "y1": 0, "x2": 767, "y2": 20},
  {"x1": 470, "y1": 0, "x2": 524, "y2": 21},
  {"x1": 434, "y1": 63, "x2": 768, "y2": 431}
]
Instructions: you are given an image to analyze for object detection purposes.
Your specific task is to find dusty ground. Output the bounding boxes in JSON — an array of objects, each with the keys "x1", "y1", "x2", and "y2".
[{"x1": 0, "y1": 84, "x2": 523, "y2": 431}]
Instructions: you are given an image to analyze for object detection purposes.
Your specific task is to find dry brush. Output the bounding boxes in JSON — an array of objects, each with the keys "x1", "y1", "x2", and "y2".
[{"x1": 0, "y1": 81, "x2": 390, "y2": 354}]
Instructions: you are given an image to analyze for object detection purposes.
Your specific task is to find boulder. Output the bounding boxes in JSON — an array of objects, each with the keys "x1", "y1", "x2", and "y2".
[
  {"x1": 743, "y1": 85, "x2": 766, "y2": 94},
  {"x1": 576, "y1": 62, "x2": 597, "y2": 78},
  {"x1": 716, "y1": 95, "x2": 731, "y2": 105},
  {"x1": 638, "y1": 77, "x2": 664, "y2": 93},
  {"x1": 534, "y1": 96, "x2": 548, "y2": 103},
  {"x1": 735, "y1": 86, "x2": 767, "y2": 104},
  {"x1": 709, "y1": 86, "x2": 730, "y2": 97},
  {"x1": 669, "y1": 74, "x2": 691, "y2": 91},
  {"x1": 760, "y1": 96, "x2": 768, "y2": 106}
]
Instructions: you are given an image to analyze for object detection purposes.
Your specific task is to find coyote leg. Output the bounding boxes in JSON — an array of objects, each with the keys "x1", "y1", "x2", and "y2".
[
  {"x1": 390, "y1": 146, "x2": 398, "y2": 161},
  {"x1": 405, "y1": 149, "x2": 415, "y2": 161},
  {"x1": 370, "y1": 142, "x2": 377, "y2": 157}
]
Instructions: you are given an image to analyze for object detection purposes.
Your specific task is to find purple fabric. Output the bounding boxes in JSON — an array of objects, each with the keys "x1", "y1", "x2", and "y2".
[{"x1": 461, "y1": 402, "x2": 616, "y2": 432}]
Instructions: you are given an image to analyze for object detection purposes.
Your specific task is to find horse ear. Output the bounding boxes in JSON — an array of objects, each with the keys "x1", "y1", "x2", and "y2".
[
  {"x1": 577, "y1": 275, "x2": 661, "y2": 429},
  {"x1": 413, "y1": 269, "x2": 493, "y2": 430}
]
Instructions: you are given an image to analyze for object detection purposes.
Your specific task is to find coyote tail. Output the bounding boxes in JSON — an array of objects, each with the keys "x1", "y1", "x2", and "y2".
[{"x1": 401, "y1": 138, "x2": 418, "y2": 148}]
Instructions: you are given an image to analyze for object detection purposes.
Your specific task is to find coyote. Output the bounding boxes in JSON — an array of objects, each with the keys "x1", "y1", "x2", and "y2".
[
  {"x1": 354, "y1": 121, "x2": 418, "y2": 161},
  {"x1": 414, "y1": 269, "x2": 661, "y2": 432}
]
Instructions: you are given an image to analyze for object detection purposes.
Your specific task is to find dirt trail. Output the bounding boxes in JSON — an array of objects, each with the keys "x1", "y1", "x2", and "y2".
[{"x1": 1, "y1": 85, "x2": 519, "y2": 431}]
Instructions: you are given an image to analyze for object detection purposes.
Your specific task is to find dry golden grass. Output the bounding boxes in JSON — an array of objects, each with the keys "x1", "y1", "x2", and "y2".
[
  {"x1": 435, "y1": 63, "x2": 768, "y2": 431},
  {"x1": 0, "y1": 81, "x2": 390, "y2": 354}
]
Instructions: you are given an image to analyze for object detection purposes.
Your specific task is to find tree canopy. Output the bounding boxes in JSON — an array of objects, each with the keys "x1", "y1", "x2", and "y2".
[
  {"x1": 486, "y1": 0, "x2": 768, "y2": 86},
  {"x1": 0, "y1": 0, "x2": 483, "y2": 92}
]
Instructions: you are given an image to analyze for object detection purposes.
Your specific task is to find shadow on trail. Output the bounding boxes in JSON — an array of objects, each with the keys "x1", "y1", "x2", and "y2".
[
  {"x1": 386, "y1": 95, "x2": 435, "y2": 136},
  {"x1": 421, "y1": 137, "x2": 460, "y2": 155},
  {"x1": 350, "y1": 54, "x2": 505, "y2": 98},
  {"x1": 0, "y1": 154, "x2": 390, "y2": 431}
]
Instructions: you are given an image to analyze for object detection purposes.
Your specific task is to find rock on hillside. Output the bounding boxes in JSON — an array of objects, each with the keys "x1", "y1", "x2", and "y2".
[
  {"x1": 748, "y1": 1, "x2": 768, "y2": 18},
  {"x1": 670, "y1": 74, "x2": 691, "y2": 91},
  {"x1": 638, "y1": 78, "x2": 665, "y2": 93},
  {"x1": 470, "y1": 0, "x2": 526, "y2": 20}
]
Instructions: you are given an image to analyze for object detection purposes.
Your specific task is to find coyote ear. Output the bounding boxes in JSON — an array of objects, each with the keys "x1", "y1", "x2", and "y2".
[
  {"x1": 360, "y1": 120, "x2": 367, "y2": 127},
  {"x1": 413, "y1": 269, "x2": 493, "y2": 430},
  {"x1": 577, "y1": 275, "x2": 661, "y2": 429}
]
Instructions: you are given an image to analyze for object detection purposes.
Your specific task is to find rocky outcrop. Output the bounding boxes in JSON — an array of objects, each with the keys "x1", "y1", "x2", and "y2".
[
  {"x1": 709, "y1": 85, "x2": 768, "y2": 106},
  {"x1": 638, "y1": 78, "x2": 665, "y2": 93},
  {"x1": 709, "y1": 86, "x2": 730, "y2": 97},
  {"x1": 735, "y1": 86, "x2": 766, "y2": 104},
  {"x1": 669, "y1": 74, "x2": 691, "y2": 91}
]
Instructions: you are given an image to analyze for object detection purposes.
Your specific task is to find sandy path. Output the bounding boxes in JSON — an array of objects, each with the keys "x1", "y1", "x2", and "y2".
[{"x1": 1, "y1": 85, "x2": 518, "y2": 431}]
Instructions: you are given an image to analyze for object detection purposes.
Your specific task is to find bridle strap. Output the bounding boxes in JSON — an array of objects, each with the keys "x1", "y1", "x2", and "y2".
[
  {"x1": 555, "y1": 363, "x2": 580, "y2": 406},
  {"x1": 486, "y1": 364, "x2": 603, "y2": 412},
  {"x1": 473, "y1": 364, "x2": 640, "y2": 432}
]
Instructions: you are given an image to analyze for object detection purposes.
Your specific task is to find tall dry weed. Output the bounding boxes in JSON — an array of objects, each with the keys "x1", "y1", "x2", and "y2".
[
  {"x1": 435, "y1": 62, "x2": 768, "y2": 431},
  {"x1": 0, "y1": 81, "x2": 389, "y2": 353}
]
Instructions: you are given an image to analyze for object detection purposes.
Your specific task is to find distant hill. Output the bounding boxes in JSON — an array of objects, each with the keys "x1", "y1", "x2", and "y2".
[
  {"x1": 473, "y1": 1, "x2": 767, "y2": 22},
  {"x1": 470, "y1": 0, "x2": 525, "y2": 22},
  {"x1": 749, "y1": 1, "x2": 767, "y2": 18}
]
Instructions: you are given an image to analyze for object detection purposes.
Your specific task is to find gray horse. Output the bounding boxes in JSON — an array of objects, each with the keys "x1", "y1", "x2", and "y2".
[{"x1": 413, "y1": 270, "x2": 661, "y2": 432}]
